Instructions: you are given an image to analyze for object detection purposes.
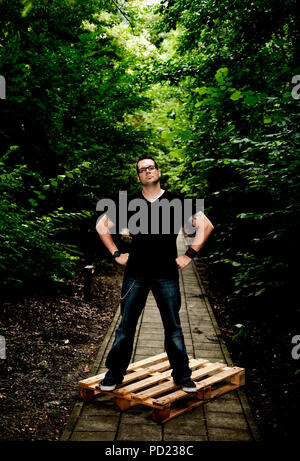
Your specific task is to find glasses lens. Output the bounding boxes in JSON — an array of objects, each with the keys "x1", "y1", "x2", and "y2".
[{"x1": 139, "y1": 166, "x2": 155, "y2": 173}]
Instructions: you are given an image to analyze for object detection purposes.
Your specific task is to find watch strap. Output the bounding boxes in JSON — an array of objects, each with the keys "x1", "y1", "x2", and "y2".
[{"x1": 185, "y1": 247, "x2": 198, "y2": 259}]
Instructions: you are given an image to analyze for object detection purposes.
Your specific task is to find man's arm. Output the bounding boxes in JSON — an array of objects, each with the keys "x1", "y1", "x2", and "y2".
[
  {"x1": 176, "y1": 212, "x2": 214, "y2": 270},
  {"x1": 189, "y1": 212, "x2": 214, "y2": 252},
  {"x1": 96, "y1": 215, "x2": 129, "y2": 266}
]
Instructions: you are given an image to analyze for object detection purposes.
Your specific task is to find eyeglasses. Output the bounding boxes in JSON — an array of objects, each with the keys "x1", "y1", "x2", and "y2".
[{"x1": 138, "y1": 165, "x2": 156, "y2": 174}]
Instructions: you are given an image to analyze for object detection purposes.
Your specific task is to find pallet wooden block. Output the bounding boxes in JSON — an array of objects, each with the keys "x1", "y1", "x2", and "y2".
[{"x1": 78, "y1": 352, "x2": 245, "y2": 424}]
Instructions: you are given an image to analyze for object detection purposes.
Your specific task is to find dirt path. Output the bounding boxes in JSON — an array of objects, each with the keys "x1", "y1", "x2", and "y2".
[{"x1": 0, "y1": 263, "x2": 123, "y2": 441}]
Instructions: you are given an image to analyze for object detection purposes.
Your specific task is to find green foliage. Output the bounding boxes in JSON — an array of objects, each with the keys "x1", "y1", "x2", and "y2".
[
  {"x1": 0, "y1": 160, "x2": 84, "y2": 292},
  {"x1": 151, "y1": 0, "x2": 299, "y2": 311},
  {"x1": 0, "y1": 0, "x2": 155, "y2": 292},
  {"x1": 232, "y1": 324, "x2": 247, "y2": 342},
  {"x1": 0, "y1": 0, "x2": 298, "y2": 307}
]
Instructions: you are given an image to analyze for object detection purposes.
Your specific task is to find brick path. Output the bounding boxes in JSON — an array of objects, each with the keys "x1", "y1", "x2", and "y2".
[{"x1": 61, "y1": 233, "x2": 261, "y2": 442}]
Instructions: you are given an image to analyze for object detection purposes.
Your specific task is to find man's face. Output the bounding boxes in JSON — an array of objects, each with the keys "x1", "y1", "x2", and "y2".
[{"x1": 137, "y1": 159, "x2": 161, "y2": 185}]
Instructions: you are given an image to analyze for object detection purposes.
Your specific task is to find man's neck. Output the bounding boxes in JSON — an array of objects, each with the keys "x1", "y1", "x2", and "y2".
[{"x1": 141, "y1": 183, "x2": 165, "y2": 202}]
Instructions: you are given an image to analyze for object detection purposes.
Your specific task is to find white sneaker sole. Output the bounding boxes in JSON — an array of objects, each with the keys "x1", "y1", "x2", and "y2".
[
  {"x1": 181, "y1": 386, "x2": 197, "y2": 393},
  {"x1": 100, "y1": 384, "x2": 117, "y2": 392}
]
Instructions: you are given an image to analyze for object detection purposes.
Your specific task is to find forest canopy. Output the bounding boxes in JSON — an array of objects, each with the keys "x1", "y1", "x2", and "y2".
[{"x1": 0, "y1": 0, "x2": 299, "y2": 314}]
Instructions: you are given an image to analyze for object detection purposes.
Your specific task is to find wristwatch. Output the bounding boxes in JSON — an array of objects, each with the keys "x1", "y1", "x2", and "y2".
[
  {"x1": 185, "y1": 247, "x2": 198, "y2": 259},
  {"x1": 112, "y1": 250, "x2": 121, "y2": 259}
]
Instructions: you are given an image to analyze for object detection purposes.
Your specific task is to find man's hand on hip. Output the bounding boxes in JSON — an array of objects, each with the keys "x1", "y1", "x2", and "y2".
[
  {"x1": 175, "y1": 255, "x2": 192, "y2": 271},
  {"x1": 115, "y1": 253, "x2": 129, "y2": 266}
]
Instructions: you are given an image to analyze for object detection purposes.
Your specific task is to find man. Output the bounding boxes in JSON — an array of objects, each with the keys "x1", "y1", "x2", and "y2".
[{"x1": 96, "y1": 155, "x2": 214, "y2": 393}]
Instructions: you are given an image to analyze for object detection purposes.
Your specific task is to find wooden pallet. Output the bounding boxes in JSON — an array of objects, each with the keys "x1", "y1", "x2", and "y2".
[{"x1": 78, "y1": 352, "x2": 245, "y2": 424}]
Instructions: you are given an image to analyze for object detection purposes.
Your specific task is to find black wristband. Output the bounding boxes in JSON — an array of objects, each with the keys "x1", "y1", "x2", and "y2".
[{"x1": 185, "y1": 247, "x2": 198, "y2": 259}]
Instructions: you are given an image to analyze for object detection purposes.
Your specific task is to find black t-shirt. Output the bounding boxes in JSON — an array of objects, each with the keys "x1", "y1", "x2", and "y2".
[{"x1": 103, "y1": 189, "x2": 202, "y2": 280}]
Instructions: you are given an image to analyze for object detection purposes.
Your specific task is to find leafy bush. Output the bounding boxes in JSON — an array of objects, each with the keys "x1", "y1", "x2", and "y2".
[{"x1": 0, "y1": 162, "x2": 83, "y2": 292}]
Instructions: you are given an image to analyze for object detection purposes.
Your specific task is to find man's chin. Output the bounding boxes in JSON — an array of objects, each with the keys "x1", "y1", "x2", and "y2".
[{"x1": 143, "y1": 178, "x2": 159, "y2": 185}]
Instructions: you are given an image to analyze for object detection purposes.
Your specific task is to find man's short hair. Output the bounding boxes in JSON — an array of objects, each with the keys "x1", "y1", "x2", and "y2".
[{"x1": 136, "y1": 155, "x2": 158, "y2": 174}]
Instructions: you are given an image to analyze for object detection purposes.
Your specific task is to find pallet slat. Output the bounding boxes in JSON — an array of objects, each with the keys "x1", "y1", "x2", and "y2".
[
  {"x1": 79, "y1": 352, "x2": 169, "y2": 388},
  {"x1": 135, "y1": 361, "x2": 223, "y2": 402},
  {"x1": 154, "y1": 366, "x2": 242, "y2": 406},
  {"x1": 114, "y1": 358, "x2": 208, "y2": 397},
  {"x1": 114, "y1": 370, "x2": 173, "y2": 396}
]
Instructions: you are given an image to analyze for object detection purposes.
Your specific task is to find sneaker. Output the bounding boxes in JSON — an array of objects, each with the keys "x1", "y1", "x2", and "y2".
[
  {"x1": 99, "y1": 376, "x2": 122, "y2": 392},
  {"x1": 179, "y1": 379, "x2": 197, "y2": 393}
]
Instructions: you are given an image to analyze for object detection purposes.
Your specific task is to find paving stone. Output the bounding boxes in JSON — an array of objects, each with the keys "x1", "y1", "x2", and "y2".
[
  {"x1": 137, "y1": 335, "x2": 165, "y2": 342},
  {"x1": 75, "y1": 415, "x2": 119, "y2": 432},
  {"x1": 197, "y1": 356, "x2": 225, "y2": 362},
  {"x1": 178, "y1": 323, "x2": 191, "y2": 329},
  {"x1": 70, "y1": 431, "x2": 115, "y2": 441},
  {"x1": 164, "y1": 434, "x2": 208, "y2": 441},
  {"x1": 184, "y1": 336, "x2": 193, "y2": 343},
  {"x1": 191, "y1": 342, "x2": 223, "y2": 351},
  {"x1": 137, "y1": 340, "x2": 165, "y2": 347},
  {"x1": 191, "y1": 334, "x2": 219, "y2": 343},
  {"x1": 137, "y1": 334, "x2": 166, "y2": 341},
  {"x1": 185, "y1": 292, "x2": 205, "y2": 298},
  {"x1": 180, "y1": 328, "x2": 192, "y2": 334},
  {"x1": 134, "y1": 346, "x2": 164, "y2": 355},
  {"x1": 208, "y1": 427, "x2": 252, "y2": 441},
  {"x1": 205, "y1": 397, "x2": 243, "y2": 413},
  {"x1": 205, "y1": 411, "x2": 249, "y2": 430},
  {"x1": 98, "y1": 366, "x2": 108, "y2": 373},
  {"x1": 191, "y1": 331, "x2": 217, "y2": 339},
  {"x1": 190, "y1": 324, "x2": 214, "y2": 332},
  {"x1": 163, "y1": 410, "x2": 206, "y2": 436},
  {"x1": 194, "y1": 348, "x2": 223, "y2": 357},
  {"x1": 133, "y1": 354, "x2": 152, "y2": 361},
  {"x1": 191, "y1": 323, "x2": 215, "y2": 330},
  {"x1": 189, "y1": 317, "x2": 212, "y2": 324},
  {"x1": 121, "y1": 411, "x2": 157, "y2": 425},
  {"x1": 81, "y1": 400, "x2": 117, "y2": 417},
  {"x1": 139, "y1": 328, "x2": 190, "y2": 335},
  {"x1": 194, "y1": 349, "x2": 224, "y2": 359},
  {"x1": 186, "y1": 302, "x2": 208, "y2": 310},
  {"x1": 185, "y1": 346, "x2": 194, "y2": 354},
  {"x1": 204, "y1": 390, "x2": 239, "y2": 402},
  {"x1": 138, "y1": 329, "x2": 164, "y2": 336},
  {"x1": 185, "y1": 295, "x2": 203, "y2": 301},
  {"x1": 188, "y1": 308, "x2": 209, "y2": 316},
  {"x1": 139, "y1": 327, "x2": 165, "y2": 334},
  {"x1": 117, "y1": 424, "x2": 162, "y2": 441},
  {"x1": 179, "y1": 317, "x2": 189, "y2": 323},
  {"x1": 142, "y1": 318, "x2": 164, "y2": 324},
  {"x1": 142, "y1": 320, "x2": 164, "y2": 326}
]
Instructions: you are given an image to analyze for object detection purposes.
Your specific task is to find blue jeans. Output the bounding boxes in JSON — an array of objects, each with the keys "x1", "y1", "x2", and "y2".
[{"x1": 104, "y1": 276, "x2": 192, "y2": 384}]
